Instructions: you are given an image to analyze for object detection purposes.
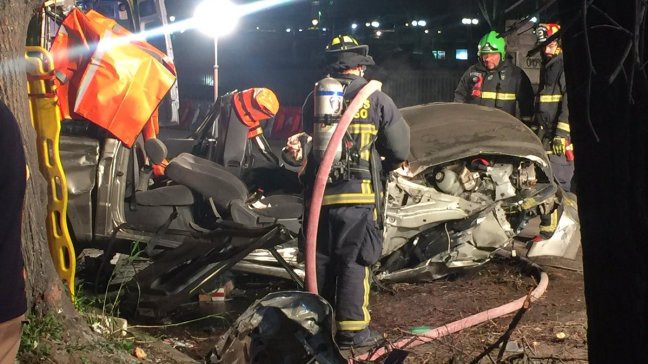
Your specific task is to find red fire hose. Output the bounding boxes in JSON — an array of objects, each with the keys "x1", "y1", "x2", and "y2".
[
  {"x1": 352, "y1": 265, "x2": 549, "y2": 362},
  {"x1": 304, "y1": 80, "x2": 383, "y2": 294}
]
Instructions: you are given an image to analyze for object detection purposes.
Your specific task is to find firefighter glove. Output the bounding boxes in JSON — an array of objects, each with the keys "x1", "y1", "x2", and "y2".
[{"x1": 552, "y1": 136, "x2": 568, "y2": 156}]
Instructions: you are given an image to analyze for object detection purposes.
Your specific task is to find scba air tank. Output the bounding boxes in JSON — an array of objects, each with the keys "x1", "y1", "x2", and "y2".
[{"x1": 312, "y1": 77, "x2": 344, "y2": 162}]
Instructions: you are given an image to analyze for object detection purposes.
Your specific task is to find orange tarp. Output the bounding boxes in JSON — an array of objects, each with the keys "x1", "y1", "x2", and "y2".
[{"x1": 51, "y1": 9, "x2": 176, "y2": 147}]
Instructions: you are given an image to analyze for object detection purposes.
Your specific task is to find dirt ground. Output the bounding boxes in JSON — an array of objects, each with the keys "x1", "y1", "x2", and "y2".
[
  {"x1": 128, "y1": 242, "x2": 587, "y2": 364},
  {"x1": 38, "y1": 220, "x2": 585, "y2": 364}
]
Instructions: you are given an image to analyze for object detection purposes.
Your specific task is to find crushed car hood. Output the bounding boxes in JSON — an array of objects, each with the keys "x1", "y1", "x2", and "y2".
[{"x1": 402, "y1": 103, "x2": 551, "y2": 178}]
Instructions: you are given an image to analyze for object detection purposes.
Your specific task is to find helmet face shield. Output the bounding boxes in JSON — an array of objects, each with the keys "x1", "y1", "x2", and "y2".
[{"x1": 479, "y1": 42, "x2": 501, "y2": 54}]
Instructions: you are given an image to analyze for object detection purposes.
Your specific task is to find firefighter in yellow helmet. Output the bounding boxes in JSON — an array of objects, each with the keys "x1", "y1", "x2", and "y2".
[
  {"x1": 287, "y1": 34, "x2": 410, "y2": 349},
  {"x1": 533, "y1": 23, "x2": 575, "y2": 240},
  {"x1": 454, "y1": 31, "x2": 534, "y2": 121}
]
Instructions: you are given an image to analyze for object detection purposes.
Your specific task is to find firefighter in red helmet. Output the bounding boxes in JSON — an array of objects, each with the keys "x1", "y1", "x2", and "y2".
[{"x1": 533, "y1": 23, "x2": 575, "y2": 240}]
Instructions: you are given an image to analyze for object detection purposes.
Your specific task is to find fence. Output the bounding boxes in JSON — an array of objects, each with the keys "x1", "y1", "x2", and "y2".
[{"x1": 381, "y1": 69, "x2": 464, "y2": 107}]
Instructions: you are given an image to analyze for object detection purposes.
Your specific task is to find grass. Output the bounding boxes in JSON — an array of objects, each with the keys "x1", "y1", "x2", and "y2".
[{"x1": 19, "y1": 311, "x2": 64, "y2": 358}]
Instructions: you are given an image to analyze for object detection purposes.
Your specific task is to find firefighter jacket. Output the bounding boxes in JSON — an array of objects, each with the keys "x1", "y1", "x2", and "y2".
[
  {"x1": 535, "y1": 54, "x2": 569, "y2": 143},
  {"x1": 302, "y1": 74, "x2": 410, "y2": 206},
  {"x1": 454, "y1": 58, "x2": 534, "y2": 120}
]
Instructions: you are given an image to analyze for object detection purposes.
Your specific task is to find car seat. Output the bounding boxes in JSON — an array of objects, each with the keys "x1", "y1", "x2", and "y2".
[{"x1": 144, "y1": 138, "x2": 302, "y2": 233}]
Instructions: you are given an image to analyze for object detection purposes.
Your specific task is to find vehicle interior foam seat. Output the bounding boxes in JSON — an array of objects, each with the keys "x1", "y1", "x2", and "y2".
[
  {"x1": 142, "y1": 136, "x2": 302, "y2": 231},
  {"x1": 165, "y1": 152, "x2": 249, "y2": 214},
  {"x1": 125, "y1": 139, "x2": 196, "y2": 230}
]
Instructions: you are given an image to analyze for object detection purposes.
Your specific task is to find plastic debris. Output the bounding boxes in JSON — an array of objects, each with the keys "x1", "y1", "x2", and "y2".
[{"x1": 133, "y1": 346, "x2": 147, "y2": 360}]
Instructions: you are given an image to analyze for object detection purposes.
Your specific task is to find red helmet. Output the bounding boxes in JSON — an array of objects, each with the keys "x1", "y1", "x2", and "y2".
[{"x1": 536, "y1": 23, "x2": 560, "y2": 43}]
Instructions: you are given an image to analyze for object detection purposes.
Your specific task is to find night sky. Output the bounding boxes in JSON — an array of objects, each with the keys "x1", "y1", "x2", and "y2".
[{"x1": 161, "y1": 0, "x2": 541, "y2": 105}]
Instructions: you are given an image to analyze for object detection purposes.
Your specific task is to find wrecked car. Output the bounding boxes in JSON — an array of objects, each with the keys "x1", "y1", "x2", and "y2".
[
  {"x1": 28, "y1": 3, "x2": 579, "y2": 320},
  {"x1": 375, "y1": 102, "x2": 580, "y2": 281},
  {"x1": 242, "y1": 102, "x2": 580, "y2": 283},
  {"x1": 27, "y1": 5, "x2": 304, "y2": 318}
]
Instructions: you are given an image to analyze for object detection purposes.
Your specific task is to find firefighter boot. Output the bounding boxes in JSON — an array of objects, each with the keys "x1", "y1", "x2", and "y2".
[{"x1": 336, "y1": 328, "x2": 385, "y2": 349}]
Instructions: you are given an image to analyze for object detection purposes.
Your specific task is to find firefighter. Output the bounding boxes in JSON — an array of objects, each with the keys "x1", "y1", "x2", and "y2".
[
  {"x1": 0, "y1": 100, "x2": 27, "y2": 364},
  {"x1": 288, "y1": 35, "x2": 410, "y2": 349},
  {"x1": 454, "y1": 30, "x2": 534, "y2": 121},
  {"x1": 533, "y1": 23, "x2": 574, "y2": 239},
  {"x1": 534, "y1": 23, "x2": 574, "y2": 192}
]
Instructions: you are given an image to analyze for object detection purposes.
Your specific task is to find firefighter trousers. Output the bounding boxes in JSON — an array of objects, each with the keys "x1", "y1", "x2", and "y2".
[
  {"x1": 549, "y1": 154, "x2": 574, "y2": 193},
  {"x1": 310, "y1": 204, "x2": 382, "y2": 333},
  {"x1": 538, "y1": 154, "x2": 573, "y2": 237}
]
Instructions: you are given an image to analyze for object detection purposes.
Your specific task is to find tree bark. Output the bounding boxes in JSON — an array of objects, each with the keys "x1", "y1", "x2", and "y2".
[
  {"x1": 0, "y1": 0, "x2": 75, "y2": 317},
  {"x1": 559, "y1": 1, "x2": 648, "y2": 362}
]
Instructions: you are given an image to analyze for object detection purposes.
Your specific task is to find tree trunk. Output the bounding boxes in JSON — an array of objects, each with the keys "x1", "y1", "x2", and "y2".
[
  {"x1": 0, "y1": 4, "x2": 140, "y2": 362},
  {"x1": 559, "y1": 1, "x2": 648, "y2": 362},
  {"x1": 0, "y1": 0, "x2": 76, "y2": 317}
]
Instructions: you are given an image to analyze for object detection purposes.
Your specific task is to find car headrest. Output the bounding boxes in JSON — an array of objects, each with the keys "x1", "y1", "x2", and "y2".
[{"x1": 144, "y1": 138, "x2": 168, "y2": 165}]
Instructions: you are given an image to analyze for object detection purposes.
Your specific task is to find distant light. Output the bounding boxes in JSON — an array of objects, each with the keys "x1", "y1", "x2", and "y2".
[
  {"x1": 530, "y1": 16, "x2": 538, "y2": 23},
  {"x1": 418, "y1": 20, "x2": 427, "y2": 27},
  {"x1": 365, "y1": 22, "x2": 370, "y2": 27},
  {"x1": 286, "y1": 28, "x2": 291, "y2": 32},
  {"x1": 256, "y1": 26, "x2": 260, "y2": 30},
  {"x1": 194, "y1": 0, "x2": 241, "y2": 37},
  {"x1": 376, "y1": 30, "x2": 382, "y2": 37},
  {"x1": 312, "y1": 19, "x2": 319, "y2": 26},
  {"x1": 411, "y1": 20, "x2": 418, "y2": 26},
  {"x1": 371, "y1": 20, "x2": 380, "y2": 28},
  {"x1": 169, "y1": 15, "x2": 176, "y2": 22},
  {"x1": 424, "y1": 29, "x2": 429, "y2": 34},
  {"x1": 351, "y1": 23, "x2": 358, "y2": 29},
  {"x1": 322, "y1": 27, "x2": 327, "y2": 31},
  {"x1": 471, "y1": 18, "x2": 479, "y2": 25},
  {"x1": 461, "y1": 18, "x2": 470, "y2": 25},
  {"x1": 405, "y1": 22, "x2": 409, "y2": 27},
  {"x1": 438, "y1": 30, "x2": 442, "y2": 34},
  {"x1": 299, "y1": 28, "x2": 303, "y2": 32}
]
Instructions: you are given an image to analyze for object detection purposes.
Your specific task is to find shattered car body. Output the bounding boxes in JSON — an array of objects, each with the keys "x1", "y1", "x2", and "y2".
[
  {"x1": 240, "y1": 103, "x2": 580, "y2": 283},
  {"x1": 376, "y1": 103, "x2": 580, "y2": 281},
  {"x1": 29, "y1": 4, "x2": 304, "y2": 318},
  {"x1": 32, "y1": 4, "x2": 578, "y2": 319}
]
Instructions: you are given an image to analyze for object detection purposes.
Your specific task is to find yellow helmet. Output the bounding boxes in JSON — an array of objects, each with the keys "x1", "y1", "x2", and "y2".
[{"x1": 326, "y1": 35, "x2": 369, "y2": 56}]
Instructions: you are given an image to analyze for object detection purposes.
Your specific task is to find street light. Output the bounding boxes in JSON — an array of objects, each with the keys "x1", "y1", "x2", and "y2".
[
  {"x1": 462, "y1": 18, "x2": 479, "y2": 26},
  {"x1": 194, "y1": 0, "x2": 241, "y2": 101}
]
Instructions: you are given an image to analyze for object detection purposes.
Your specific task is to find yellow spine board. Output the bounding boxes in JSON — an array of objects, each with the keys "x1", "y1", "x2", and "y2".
[{"x1": 25, "y1": 46, "x2": 76, "y2": 299}]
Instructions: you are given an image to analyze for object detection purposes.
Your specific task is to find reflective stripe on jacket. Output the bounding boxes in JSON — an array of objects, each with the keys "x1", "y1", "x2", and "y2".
[
  {"x1": 535, "y1": 54, "x2": 570, "y2": 140},
  {"x1": 303, "y1": 74, "x2": 410, "y2": 206},
  {"x1": 454, "y1": 59, "x2": 534, "y2": 119}
]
